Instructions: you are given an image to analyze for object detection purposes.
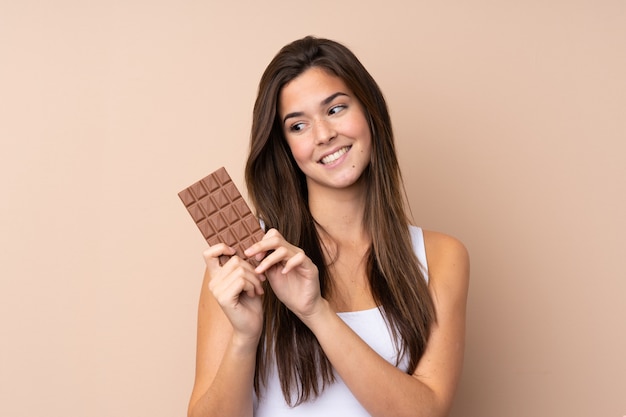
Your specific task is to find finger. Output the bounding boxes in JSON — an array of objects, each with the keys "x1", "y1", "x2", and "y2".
[
  {"x1": 203, "y1": 244, "x2": 236, "y2": 266},
  {"x1": 281, "y1": 250, "x2": 309, "y2": 274},
  {"x1": 211, "y1": 274, "x2": 262, "y2": 309},
  {"x1": 254, "y1": 246, "x2": 291, "y2": 274},
  {"x1": 211, "y1": 263, "x2": 265, "y2": 298},
  {"x1": 244, "y1": 228, "x2": 284, "y2": 257},
  {"x1": 224, "y1": 256, "x2": 267, "y2": 282},
  {"x1": 224, "y1": 273, "x2": 263, "y2": 299},
  {"x1": 263, "y1": 228, "x2": 282, "y2": 239},
  {"x1": 242, "y1": 245, "x2": 267, "y2": 262}
]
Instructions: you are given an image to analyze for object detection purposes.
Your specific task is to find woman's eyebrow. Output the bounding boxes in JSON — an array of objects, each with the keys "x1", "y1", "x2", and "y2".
[
  {"x1": 282, "y1": 92, "x2": 349, "y2": 124},
  {"x1": 321, "y1": 91, "x2": 348, "y2": 106}
]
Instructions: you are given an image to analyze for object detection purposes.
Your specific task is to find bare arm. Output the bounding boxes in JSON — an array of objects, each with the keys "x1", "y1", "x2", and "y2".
[
  {"x1": 306, "y1": 231, "x2": 469, "y2": 417},
  {"x1": 251, "y1": 229, "x2": 469, "y2": 417},
  {"x1": 188, "y1": 245, "x2": 266, "y2": 417}
]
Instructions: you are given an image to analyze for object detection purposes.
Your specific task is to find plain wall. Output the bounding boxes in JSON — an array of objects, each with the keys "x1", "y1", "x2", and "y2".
[{"x1": 1, "y1": 1, "x2": 624, "y2": 416}]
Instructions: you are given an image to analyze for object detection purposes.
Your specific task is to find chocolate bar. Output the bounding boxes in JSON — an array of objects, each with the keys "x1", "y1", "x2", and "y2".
[{"x1": 178, "y1": 167, "x2": 265, "y2": 265}]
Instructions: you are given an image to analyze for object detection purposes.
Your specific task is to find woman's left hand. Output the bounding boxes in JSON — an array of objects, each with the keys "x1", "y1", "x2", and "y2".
[{"x1": 244, "y1": 228, "x2": 322, "y2": 320}]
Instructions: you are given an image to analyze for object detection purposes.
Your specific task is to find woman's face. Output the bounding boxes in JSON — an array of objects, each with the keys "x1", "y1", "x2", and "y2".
[{"x1": 278, "y1": 67, "x2": 372, "y2": 194}]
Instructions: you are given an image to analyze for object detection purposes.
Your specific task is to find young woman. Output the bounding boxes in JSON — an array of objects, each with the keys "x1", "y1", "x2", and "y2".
[{"x1": 188, "y1": 36, "x2": 469, "y2": 417}]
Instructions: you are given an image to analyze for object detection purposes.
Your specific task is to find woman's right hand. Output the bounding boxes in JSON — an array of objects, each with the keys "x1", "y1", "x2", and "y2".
[{"x1": 203, "y1": 243, "x2": 265, "y2": 342}]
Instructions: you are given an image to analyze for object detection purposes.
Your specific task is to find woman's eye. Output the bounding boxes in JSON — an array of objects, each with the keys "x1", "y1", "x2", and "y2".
[
  {"x1": 329, "y1": 105, "x2": 346, "y2": 115},
  {"x1": 289, "y1": 122, "x2": 305, "y2": 132}
]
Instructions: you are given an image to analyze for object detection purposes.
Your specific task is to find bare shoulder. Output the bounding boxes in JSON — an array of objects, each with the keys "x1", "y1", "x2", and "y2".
[
  {"x1": 422, "y1": 230, "x2": 469, "y2": 267},
  {"x1": 422, "y1": 230, "x2": 470, "y2": 299}
]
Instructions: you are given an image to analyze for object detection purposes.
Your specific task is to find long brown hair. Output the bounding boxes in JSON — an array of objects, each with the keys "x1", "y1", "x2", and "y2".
[{"x1": 244, "y1": 36, "x2": 435, "y2": 406}]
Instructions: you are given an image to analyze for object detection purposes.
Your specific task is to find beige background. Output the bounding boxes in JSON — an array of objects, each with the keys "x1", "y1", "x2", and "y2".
[{"x1": 1, "y1": 1, "x2": 624, "y2": 416}]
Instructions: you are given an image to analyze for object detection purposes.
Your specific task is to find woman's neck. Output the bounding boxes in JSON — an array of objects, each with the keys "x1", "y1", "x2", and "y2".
[
  {"x1": 307, "y1": 180, "x2": 374, "y2": 312},
  {"x1": 307, "y1": 180, "x2": 368, "y2": 242},
  {"x1": 309, "y1": 181, "x2": 370, "y2": 259}
]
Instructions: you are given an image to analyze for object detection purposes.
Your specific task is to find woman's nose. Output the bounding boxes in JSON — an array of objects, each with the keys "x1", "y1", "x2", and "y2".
[{"x1": 313, "y1": 119, "x2": 336, "y2": 144}]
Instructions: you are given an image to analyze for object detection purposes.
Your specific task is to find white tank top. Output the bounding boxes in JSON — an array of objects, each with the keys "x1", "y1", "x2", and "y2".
[{"x1": 254, "y1": 226, "x2": 428, "y2": 416}]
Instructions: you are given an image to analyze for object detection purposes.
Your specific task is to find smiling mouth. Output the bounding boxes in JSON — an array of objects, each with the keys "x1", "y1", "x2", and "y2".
[{"x1": 319, "y1": 146, "x2": 351, "y2": 165}]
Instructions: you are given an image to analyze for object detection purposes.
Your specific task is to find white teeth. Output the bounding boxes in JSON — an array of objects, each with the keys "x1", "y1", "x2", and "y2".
[{"x1": 320, "y1": 147, "x2": 349, "y2": 164}]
